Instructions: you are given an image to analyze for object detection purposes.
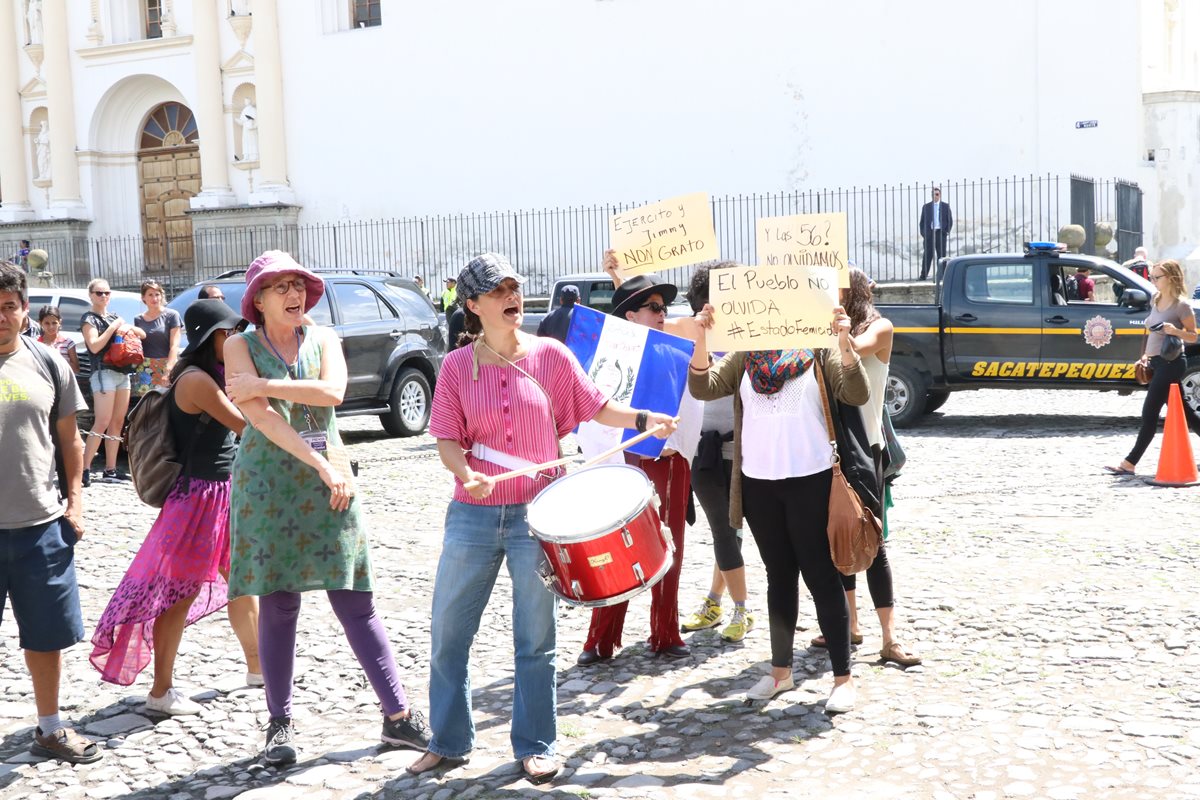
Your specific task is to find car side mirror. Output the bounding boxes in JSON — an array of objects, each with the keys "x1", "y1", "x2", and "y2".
[{"x1": 1120, "y1": 288, "x2": 1149, "y2": 309}]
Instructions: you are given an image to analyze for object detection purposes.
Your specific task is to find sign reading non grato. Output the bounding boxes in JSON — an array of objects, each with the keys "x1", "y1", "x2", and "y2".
[
  {"x1": 610, "y1": 192, "x2": 719, "y2": 276},
  {"x1": 706, "y1": 264, "x2": 839, "y2": 351}
]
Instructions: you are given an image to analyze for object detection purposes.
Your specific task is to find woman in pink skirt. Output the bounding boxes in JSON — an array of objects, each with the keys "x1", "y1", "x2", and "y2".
[{"x1": 90, "y1": 300, "x2": 261, "y2": 714}]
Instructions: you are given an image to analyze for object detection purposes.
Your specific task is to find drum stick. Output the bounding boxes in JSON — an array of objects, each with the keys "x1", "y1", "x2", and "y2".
[
  {"x1": 463, "y1": 422, "x2": 671, "y2": 489},
  {"x1": 580, "y1": 422, "x2": 669, "y2": 468}
]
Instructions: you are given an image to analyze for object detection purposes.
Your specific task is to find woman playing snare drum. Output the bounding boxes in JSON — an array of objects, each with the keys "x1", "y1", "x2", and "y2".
[{"x1": 411, "y1": 253, "x2": 676, "y2": 784}]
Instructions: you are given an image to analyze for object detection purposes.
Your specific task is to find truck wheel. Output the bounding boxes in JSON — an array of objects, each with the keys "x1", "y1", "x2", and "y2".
[
  {"x1": 1182, "y1": 362, "x2": 1200, "y2": 417},
  {"x1": 923, "y1": 389, "x2": 950, "y2": 414},
  {"x1": 380, "y1": 367, "x2": 431, "y2": 437},
  {"x1": 885, "y1": 363, "x2": 930, "y2": 428}
]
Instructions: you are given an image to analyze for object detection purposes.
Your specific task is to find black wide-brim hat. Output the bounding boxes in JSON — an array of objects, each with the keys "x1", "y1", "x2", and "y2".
[
  {"x1": 610, "y1": 273, "x2": 678, "y2": 318},
  {"x1": 181, "y1": 299, "x2": 248, "y2": 355}
]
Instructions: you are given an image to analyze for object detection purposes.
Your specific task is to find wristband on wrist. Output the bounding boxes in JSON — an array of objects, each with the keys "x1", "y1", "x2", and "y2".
[{"x1": 635, "y1": 410, "x2": 649, "y2": 433}]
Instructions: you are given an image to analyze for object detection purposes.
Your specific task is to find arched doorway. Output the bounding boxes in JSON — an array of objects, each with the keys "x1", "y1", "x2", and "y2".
[{"x1": 138, "y1": 101, "x2": 199, "y2": 273}]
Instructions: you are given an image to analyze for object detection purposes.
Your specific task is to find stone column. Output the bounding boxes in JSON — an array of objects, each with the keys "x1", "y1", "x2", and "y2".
[
  {"x1": 190, "y1": 0, "x2": 235, "y2": 209},
  {"x1": 42, "y1": 0, "x2": 87, "y2": 218},
  {"x1": 0, "y1": 2, "x2": 34, "y2": 220},
  {"x1": 248, "y1": 0, "x2": 295, "y2": 205}
]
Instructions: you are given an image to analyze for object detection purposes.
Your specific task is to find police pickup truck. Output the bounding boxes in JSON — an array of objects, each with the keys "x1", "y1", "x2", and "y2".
[{"x1": 883, "y1": 243, "x2": 1200, "y2": 426}]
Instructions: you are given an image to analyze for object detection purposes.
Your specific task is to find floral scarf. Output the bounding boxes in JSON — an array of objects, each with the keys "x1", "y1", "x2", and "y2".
[{"x1": 744, "y1": 349, "x2": 814, "y2": 395}]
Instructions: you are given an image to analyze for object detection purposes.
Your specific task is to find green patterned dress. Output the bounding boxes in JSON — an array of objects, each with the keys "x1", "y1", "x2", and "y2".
[{"x1": 228, "y1": 328, "x2": 372, "y2": 598}]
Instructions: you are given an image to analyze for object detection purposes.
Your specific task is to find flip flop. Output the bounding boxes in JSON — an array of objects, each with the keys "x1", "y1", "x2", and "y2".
[
  {"x1": 523, "y1": 754, "x2": 560, "y2": 785},
  {"x1": 1102, "y1": 465, "x2": 1135, "y2": 476},
  {"x1": 405, "y1": 751, "x2": 468, "y2": 776}
]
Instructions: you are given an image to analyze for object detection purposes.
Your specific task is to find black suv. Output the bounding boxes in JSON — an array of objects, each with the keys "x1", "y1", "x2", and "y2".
[{"x1": 168, "y1": 270, "x2": 446, "y2": 436}]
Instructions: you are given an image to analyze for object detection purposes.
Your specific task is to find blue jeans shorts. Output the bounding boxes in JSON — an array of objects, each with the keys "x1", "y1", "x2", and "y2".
[
  {"x1": 0, "y1": 517, "x2": 85, "y2": 651},
  {"x1": 90, "y1": 368, "x2": 131, "y2": 394}
]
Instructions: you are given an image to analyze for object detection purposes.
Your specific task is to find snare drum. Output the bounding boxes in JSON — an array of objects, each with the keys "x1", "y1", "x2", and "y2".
[{"x1": 527, "y1": 464, "x2": 673, "y2": 607}]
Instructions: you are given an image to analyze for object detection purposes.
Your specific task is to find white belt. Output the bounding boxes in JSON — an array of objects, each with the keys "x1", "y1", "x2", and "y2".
[{"x1": 470, "y1": 442, "x2": 539, "y2": 473}]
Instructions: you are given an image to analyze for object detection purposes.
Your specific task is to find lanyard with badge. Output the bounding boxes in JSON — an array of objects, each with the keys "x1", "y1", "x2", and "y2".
[{"x1": 262, "y1": 328, "x2": 327, "y2": 453}]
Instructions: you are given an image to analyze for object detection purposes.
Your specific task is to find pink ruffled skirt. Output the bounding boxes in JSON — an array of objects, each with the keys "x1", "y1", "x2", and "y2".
[{"x1": 90, "y1": 477, "x2": 232, "y2": 686}]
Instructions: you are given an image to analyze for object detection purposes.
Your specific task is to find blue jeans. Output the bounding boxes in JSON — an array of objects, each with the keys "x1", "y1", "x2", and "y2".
[{"x1": 428, "y1": 500, "x2": 556, "y2": 760}]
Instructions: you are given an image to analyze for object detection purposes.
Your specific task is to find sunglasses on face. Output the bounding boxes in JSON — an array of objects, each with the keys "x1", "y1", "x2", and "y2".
[
  {"x1": 269, "y1": 279, "x2": 307, "y2": 295},
  {"x1": 1151, "y1": 274, "x2": 1167, "y2": 282},
  {"x1": 639, "y1": 302, "x2": 669, "y2": 314},
  {"x1": 92, "y1": 290, "x2": 111, "y2": 296}
]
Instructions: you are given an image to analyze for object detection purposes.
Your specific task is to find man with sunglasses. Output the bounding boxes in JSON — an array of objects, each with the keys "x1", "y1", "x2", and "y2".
[
  {"x1": 918, "y1": 187, "x2": 953, "y2": 281},
  {"x1": 577, "y1": 273, "x2": 704, "y2": 665}
]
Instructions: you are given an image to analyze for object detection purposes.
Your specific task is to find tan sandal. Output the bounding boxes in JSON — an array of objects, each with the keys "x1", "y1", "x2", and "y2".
[
  {"x1": 406, "y1": 750, "x2": 468, "y2": 776},
  {"x1": 810, "y1": 633, "x2": 864, "y2": 648},
  {"x1": 880, "y1": 641, "x2": 922, "y2": 666},
  {"x1": 523, "y1": 754, "x2": 560, "y2": 785}
]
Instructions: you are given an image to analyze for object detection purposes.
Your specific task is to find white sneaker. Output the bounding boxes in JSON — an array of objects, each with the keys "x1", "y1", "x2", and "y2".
[
  {"x1": 145, "y1": 687, "x2": 202, "y2": 716},
  {"x1": 745, "y1": 674, "x2": 795, "y2": 701},
  {"x1": 825, "y1": 681, "x2": 856, "y2": 714},
  {"x1": 246, "y1": 672, "x2": 264, "y2": 688}
]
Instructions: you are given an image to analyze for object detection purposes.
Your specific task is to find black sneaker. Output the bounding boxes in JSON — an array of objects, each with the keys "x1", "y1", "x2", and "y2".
[
  {"x1": 81, "y1": 470, "x2": 91, "y2": 488},
  {"x1": 263, "y1": 716, "x2": 297, "y2": 765},
  {"x1": 102, "y1": 469, "x2": 131, "y2": 483},
  {"x1": 381, "y1": 710, "x2": 431, "y2": 750}
]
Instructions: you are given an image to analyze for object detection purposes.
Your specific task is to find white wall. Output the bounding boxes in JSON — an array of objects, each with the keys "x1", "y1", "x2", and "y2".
[{"x1": 277, "y1": 0, "x2": 1145, "y2": 221}]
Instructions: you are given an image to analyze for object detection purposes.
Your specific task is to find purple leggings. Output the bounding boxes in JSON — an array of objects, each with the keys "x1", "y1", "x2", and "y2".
[{"x1": 259, "y1": 589, "x2": 407, "y2": 719}]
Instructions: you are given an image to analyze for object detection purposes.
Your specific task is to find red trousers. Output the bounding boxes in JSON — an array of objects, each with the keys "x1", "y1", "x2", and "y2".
[{"x1": 584, "y1": 452, "x2": 690, "y2": 655}]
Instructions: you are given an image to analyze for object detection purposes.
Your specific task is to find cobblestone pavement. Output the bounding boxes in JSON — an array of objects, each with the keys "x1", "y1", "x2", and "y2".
[{"x1": 2, "y1": 387, "x2": 1198, "y2": 800}]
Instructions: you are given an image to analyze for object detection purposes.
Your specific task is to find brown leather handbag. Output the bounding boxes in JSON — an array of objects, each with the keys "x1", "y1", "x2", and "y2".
[
  {"x1": 814, "y1": 360, "x2": 883, "y2": 576},
  {"x1": 1135, "y1": 327, "x2": 1152, "y2": 386}
]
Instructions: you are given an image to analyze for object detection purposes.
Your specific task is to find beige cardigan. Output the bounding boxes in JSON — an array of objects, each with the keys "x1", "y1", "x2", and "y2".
[{"x1": 687, "y1": 350, "x2": 869, "y2": 529}]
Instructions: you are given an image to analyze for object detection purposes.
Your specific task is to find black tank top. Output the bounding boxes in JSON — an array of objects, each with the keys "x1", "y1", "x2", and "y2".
[{"x1": 169, "y1": 388, "x2": 236, "y2": 481}]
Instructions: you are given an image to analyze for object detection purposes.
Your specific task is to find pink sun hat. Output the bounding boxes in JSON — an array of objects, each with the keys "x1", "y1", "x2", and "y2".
[{"x1": 241, "y1": 250, "x2": 324, "y2": 325}]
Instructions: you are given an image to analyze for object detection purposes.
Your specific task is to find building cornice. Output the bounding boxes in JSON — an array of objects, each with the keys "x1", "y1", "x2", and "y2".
[
  {"x1": 77, "y1": 35, "x2": 194, "y2": 63},
  {"x1": 1143, "y1": 90, "x2": 1200, "y2": 105}
]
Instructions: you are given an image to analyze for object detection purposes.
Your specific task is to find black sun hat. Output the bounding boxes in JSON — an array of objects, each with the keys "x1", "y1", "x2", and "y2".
[
  {"x1": 610, "y1": 273, "x2": 678, "y2": 318},
  {"x1": 181, "y1": 299, "x2": 248, "y2": 355}
]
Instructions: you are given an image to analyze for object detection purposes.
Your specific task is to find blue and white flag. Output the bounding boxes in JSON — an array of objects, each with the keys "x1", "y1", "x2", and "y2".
[{"x1": 565, "y1": 305, "x2": 695, "y2": 459}]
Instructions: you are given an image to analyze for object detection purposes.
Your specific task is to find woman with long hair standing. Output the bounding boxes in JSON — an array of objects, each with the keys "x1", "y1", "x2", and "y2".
[
  {"x1": 689, "y1": 297, "x2": 868, "y2": 713},
  {"x1": 81, "y1": 278, "x2": 145, "y2": 485},
  {"x1": 132, "y1": 280, "x2": 182, "y2": 398},
  {"x1": 223, "y1": 251, "x2": 428, "y2": 766},
  {"x1": 809, "y1": 268, "x2": 920, "y2": 667},
  {"x1": 410, "y1": 253, "x2": 676, "y2": 783},
  {"x1": 90, "y1": 300, "x2": 261, "y2": 711},
  {"x1": 1107, "y1": 259, "x2": 1200, "y2": 474}
]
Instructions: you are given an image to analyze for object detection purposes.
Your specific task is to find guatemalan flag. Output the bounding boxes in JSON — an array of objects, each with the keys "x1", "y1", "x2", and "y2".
[{"x1": 565, "y1": 305, "x2": 696, "y2": 459}]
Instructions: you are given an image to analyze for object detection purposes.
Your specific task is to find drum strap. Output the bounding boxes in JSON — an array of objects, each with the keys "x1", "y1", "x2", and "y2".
[{"x1": 470, "y1": 442, "x2": 540, "y2": 473}]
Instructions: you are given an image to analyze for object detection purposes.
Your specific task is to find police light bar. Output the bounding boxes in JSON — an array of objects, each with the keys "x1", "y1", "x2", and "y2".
[{"x1": 1023, "y1": 241, "x2": 1067, "y2": 255}]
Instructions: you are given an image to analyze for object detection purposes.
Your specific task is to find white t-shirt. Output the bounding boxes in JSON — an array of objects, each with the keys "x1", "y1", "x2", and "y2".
[{"x1": 739, "y1": 368, "x2": 832, "y2": 480}]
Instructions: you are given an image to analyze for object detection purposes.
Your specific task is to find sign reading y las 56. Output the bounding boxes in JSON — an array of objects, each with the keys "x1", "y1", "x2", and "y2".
[{"x1": 757, "y1": 212, "x2": 850, "y2": 288}]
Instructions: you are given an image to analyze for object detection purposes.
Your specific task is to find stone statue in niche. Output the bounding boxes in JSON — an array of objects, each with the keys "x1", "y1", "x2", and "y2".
[
  {"x1": 26, "y1": 0, "x2": 43, "y2": 46},
  {"x1": 236, "y1": 99, "x2": 259, "y2": 162},
  {"x1": 34, "y1": 120, "x2": 50, "y2": 181}
]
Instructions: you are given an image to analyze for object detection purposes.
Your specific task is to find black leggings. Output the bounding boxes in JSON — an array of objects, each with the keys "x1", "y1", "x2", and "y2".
[
  {"x1": 690, "y1": 456, "x2": 744, "y2": 571},
  {"x1": 838, "y1": 544, "x2": 894, "y2": 608},
  {"x1": 741, "y1": 470, "x2": 851, "y2": 676},
  {"x1": 1126, "y1": 355, "x2": 1200, "y2": 466}
]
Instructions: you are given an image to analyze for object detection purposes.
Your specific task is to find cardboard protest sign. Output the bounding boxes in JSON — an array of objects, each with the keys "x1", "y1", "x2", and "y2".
[
  {"x1": 706, "y1": 264, "x2": 839, "y2": 351},
  {"x1": 756, "y1": 212, "x2": 850, "y2": 288},
  {"x1": 610, "y1": 192, "x2": 718, "y2": 276}
]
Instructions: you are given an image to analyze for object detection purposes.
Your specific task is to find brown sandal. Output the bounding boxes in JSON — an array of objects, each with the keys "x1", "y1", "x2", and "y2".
[
  {"x1": 30, "y1": 727, "x2": 103, "y2": 764},
  {"x1": 810, "y1": 633, "x2": 864, "y2": 648},
  {"x1": 406, "y1": 750, "x2": 468, "y2": 776},
  {"x1": 880, "y1": 641, "x2": 923, "y2": 666},
  {"x1": 523, "y1": 754, "x2": 560, "y2": 785}
]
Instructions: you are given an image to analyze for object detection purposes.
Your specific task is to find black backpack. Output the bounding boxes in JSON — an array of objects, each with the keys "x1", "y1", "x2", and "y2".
[{"x1": 1064, "y1": 274, "x2": 1080, "y2": 301}]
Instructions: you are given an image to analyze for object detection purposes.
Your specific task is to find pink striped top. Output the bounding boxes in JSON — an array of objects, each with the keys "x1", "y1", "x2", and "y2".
[{"x1": 429, "y1": 337, "x2": 609, "y2": 506}]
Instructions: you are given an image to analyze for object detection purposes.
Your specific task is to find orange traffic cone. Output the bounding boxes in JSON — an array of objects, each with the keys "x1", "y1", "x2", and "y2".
[{"x1": 1147, "y1": 384, "x2": 1200, "y2": 487}]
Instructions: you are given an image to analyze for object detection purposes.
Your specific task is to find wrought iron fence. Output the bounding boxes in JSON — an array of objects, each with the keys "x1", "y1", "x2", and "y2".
[{"x1": 3, "y1": 173, "x2": 1141, "y2": 298}]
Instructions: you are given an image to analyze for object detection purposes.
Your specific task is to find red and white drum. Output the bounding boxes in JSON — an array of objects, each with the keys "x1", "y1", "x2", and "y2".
[{"x1": 527, "y1": 464, "x2": 673, "y2": 607}]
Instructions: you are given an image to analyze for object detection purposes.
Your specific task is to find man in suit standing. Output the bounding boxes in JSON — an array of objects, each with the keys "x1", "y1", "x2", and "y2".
[{"x1": 918, "y1": 187, "x2": 952, "y2": 280}]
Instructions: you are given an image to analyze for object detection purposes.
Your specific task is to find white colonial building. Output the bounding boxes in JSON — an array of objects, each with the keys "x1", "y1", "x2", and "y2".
[{"x1": 0, "y1": 0, "x2": 1198, "y2": 287}]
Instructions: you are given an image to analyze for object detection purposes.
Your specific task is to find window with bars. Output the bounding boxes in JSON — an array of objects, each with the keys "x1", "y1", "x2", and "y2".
[
  {"x1": 353, "y1": 0, "x2": 382, "y2": 28},
  {"x1": 145, "y1": 0, "x2": 163, "y2": 39}
]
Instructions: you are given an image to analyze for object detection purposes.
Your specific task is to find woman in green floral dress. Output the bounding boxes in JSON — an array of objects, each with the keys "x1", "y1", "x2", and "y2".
[{"x1": 223, "y1": 251, "x2": 430, "y2": 765}]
